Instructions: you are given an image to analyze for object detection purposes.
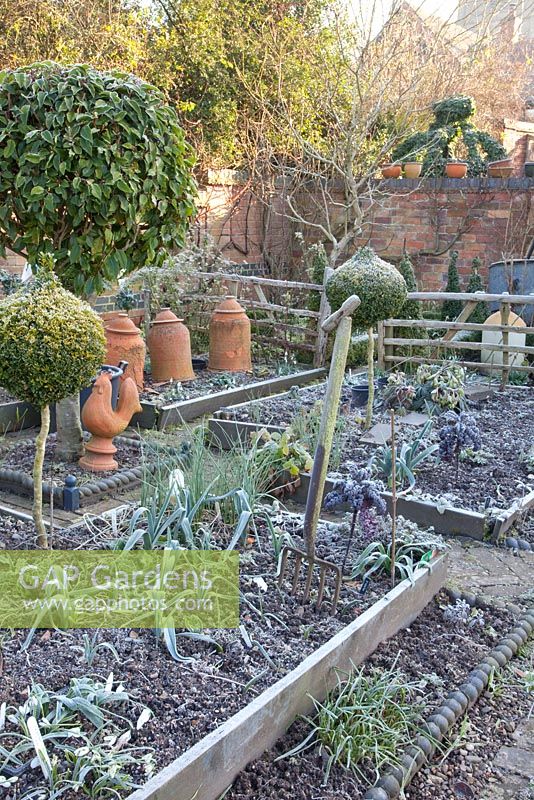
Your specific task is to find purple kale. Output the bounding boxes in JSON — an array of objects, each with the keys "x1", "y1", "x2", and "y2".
[
  {"x1": 438, "y1": 411, "x2": 481, "y2": 481},
  {"x1": 324, "y1": 463, "x2": 387, "y2": 515}
]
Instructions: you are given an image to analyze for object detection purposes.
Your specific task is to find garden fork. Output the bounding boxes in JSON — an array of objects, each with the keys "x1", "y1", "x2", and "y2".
[{"x1": 278, "y1": 294, "x2": 360, "y2": 613}]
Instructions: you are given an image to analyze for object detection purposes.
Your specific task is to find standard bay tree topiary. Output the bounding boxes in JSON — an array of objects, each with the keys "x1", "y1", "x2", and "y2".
[
  {"x1": 0, "y1": 257, "x2": 106, "y2": 546},
  {"x1": 326, "y1": 247, "x2": 407, "y2": 429},
  {"x1": 0, "y1": 62, "x2": 196, "y2": 460}
]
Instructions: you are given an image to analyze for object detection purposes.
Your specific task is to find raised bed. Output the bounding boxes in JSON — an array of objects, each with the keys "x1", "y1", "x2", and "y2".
[
  {"x1": 0, "y1": 399, "x2": 40, "y2": 434},
  {"x1": 133, "y1": 367, "x2": 326, "y2": 429},
  {"x1": 127, "y1": 553, "x2": 447, "y2": 800},
  {"x1": 0, "y1": 369, "x2": 326, "y2": 434},
  {"x1": 208, "y1": 391, "x2": 534, "y2": 544}
]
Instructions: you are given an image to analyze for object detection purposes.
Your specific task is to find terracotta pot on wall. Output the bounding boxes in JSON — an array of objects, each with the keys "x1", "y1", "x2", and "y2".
[
  {"x1": 381, "y1": 164, "x2": 402, "y2": 179},
  {"x1": 148, "y1": 308, "x2": 195, "y2": 382},
  {"x1": 105, "y1": 313, "x2": 146, "y2": 390},
  {"x1": 403, "y1": 162, "x2": 422, "y2": 179},
  {"x1": 445, "y1": 161, "x2": 468, "y2": 178},
  {"x1": 209, "y1": 296, "x2": 252, "y2": 372},
  {"x1": 487, "y1": 159, "x2": 513, "y2": 178}
]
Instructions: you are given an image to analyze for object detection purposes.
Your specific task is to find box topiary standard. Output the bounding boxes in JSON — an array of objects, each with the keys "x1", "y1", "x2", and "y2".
[
  {"x1": 0, "y1": 259, "x2": 106, "y2": 546},
  {"x1": 326, "y1": 247, "x2": 407, "y2": 428},
  {"x1": 0, "y1": 62, "x2": 197, "y2": 461}
]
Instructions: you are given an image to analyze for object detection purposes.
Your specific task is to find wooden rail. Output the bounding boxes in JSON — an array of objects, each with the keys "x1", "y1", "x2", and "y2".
[
  {"x1": 178, "y1": 269, "x2": 328, "y2": 365},
  {"x1": 379, "y1": 291, "x2": 534, "y2": 385}
]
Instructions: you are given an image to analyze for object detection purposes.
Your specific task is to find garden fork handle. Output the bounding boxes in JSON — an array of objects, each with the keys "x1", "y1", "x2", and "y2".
[
  {"x1": 303, "y1": 294, "x2": 359, "y2": 561},
  {"x1": 321, "y1": 295, "x2": 361, "y2": 333}
]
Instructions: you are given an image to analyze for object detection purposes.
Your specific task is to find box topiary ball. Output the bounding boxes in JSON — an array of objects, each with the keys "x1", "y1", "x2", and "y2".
[
  {"x1": 0, "y1": 269, "x2": 106, "y2": 407},
  {"x1": 326, "y1": 246, "x2": 407, "y2": 328}
]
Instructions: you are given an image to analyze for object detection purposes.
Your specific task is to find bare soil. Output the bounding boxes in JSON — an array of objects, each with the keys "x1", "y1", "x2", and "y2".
[
  {"x1": 0, "y1": 433, "x2": 142, "y2": 486},
  {"x1": 227, "y1": 385, "x2": 534, "y2": 512},
  {"x1": 225, "y1": 596, "x2": 527, "y2": 800}
]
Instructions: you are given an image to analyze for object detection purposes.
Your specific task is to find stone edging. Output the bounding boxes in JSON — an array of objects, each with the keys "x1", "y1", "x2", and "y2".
[
  {"x1": 126, "y1": 554, "x2": 447, "y2": 800},
  {"x1": 363, "y1": 591, "x2": 534, "y2": 800}
]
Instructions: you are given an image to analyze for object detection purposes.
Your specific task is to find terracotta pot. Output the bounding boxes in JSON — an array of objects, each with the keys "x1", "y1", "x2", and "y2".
[
  {"x1": 487, "y1": 159, "x2": 513, "y2": 178},
  {"x1": 381, "y1": 164, "x2": 402, "y2": 179},
  {"x1": 79, "y1": 372, "x2": 142, "y2": 471},
  {"x1": 403, "y1": 162, "x2": 422, "y2": 179},
  {"x1": 148, "y1": 308, "x2": 195, "y2": 382},
  {"x1": 445, "y1": 161, "x2": 468, "y2": 178},
  {"x1": 209, "y1": 296, "x2": 252, "y2": 372},
  {"x1": 105, "y1": 313, "x2": 146, "y2": 390}
]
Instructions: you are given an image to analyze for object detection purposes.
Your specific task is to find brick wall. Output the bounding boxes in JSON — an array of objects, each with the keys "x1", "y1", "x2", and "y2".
[
  {"x1": 354, "y1": 177, "x2": 534, "y2": 290},
  {"x1": 2, "y1": 176, "x2": 534, "y2": 295}
]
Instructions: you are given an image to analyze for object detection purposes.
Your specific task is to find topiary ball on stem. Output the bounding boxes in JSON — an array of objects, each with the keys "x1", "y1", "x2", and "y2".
[
  {"x1": 326, "y1": 247, "x2": 407, "y2": 428},
  {"x1": 0, "y1": 260, "x2": 106, "y2": 546}
]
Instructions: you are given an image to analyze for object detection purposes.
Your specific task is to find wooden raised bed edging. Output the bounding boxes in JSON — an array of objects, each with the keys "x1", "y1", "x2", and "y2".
[
  {"x1": 127, "y1": 553, "x2": 447, "y2": 800},
  {"x1": 0, "y1": 370, "x2": 326, "y2": 434},
  {"x1": 0, "y1": 401, "x2": 40, "y2": 434},
  {"x1": 132, "y1": 368, "x2": 326, "y2": 429},
  {"x1": 208, "y1": 416, "x2": 534, "y2": 542}
]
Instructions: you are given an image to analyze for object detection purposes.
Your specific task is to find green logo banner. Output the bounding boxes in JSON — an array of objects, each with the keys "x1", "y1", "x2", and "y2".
[{"x1": 0, "y1": 550, "x2": 239, "y2": 629}]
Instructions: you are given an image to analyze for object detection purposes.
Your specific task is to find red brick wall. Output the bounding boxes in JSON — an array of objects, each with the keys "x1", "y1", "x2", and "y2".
[{"x1": 354, "y1": 178, "x2": 534, "y2": 290}]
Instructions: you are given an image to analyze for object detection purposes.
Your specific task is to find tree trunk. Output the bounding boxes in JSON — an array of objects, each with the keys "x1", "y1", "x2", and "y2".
[
  {"x1": 34, "y1": 405, "x2": 50, "y2": 549},
  {"x1": 365, "y1": 327, "x2": 374, "y2": 430},
  {"x1": 55, "y1": 395, "x2": 84, "y2": 461}
]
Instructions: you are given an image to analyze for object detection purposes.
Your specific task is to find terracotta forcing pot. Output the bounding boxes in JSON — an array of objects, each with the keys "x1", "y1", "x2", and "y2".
[
  {"x1": 209, "y1": 296, "x2": 252, "y2": 372},
  {"x1": 105, "y1": 313, "x2": 146, "y2": 390},
  {"x1": 381, "y1": 164, "x2": 402, "y2": 179},
  {"x1": 445, "y1": 161, "x2": 468, "y2": 178},
  {"x1": 148, "y1": 308, "x2": 195, "y2": 382},
  {"x1": 403, "y1": 162, "x2": 422, "y2": 179}
]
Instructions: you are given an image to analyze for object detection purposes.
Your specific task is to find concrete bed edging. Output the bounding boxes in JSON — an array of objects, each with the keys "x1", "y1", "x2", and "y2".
[
  {"x1": 208, "y1": 417, "x2": 534, "y2": 545},
  {"x1": 133, "y1": 368, "x2": 327, "y2": 429},
  {"x1": 126, "y1": 553, "x2": 447, "y2": 800}
]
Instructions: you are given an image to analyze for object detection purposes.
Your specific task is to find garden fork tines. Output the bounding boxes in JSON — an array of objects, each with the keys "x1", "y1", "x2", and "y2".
[{"x1": 278, "y1": 544, "x2": 342, "y2": 612}]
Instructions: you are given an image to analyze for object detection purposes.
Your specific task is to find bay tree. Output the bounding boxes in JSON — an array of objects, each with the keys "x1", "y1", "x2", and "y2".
[{"x1": 0, "y1": 62, "x2": 196, "y2": 459}]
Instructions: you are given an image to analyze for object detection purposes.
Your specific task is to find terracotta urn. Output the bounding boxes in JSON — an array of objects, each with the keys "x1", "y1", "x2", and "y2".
[
  {"x1": 148, "y1": 308, "x2": 195, "y2": 382},
  {"x1": 79, "y1": 372, "x2": 142, "y2": 471},
  {"x1": 403, "y1": 162, "x2": 422, "y2": 179},
  {"x1": 105, "y1": 313, "x2": 146, "y2": 390},
  {"x1": 445, "y1": 161, "x2": 468, "y2": 178},
  {"x1": 381, "y1": 164, "x2": 402, "y2": 179},
  {"x1": 209, "y1": 296, "x2": 252, "y2": 372}
]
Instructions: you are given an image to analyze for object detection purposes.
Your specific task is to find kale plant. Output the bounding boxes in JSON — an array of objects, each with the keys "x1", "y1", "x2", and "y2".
[
  {"x1": 438, "y1": 411, "x2": 481, "y2": 481},
  {"x1": 324, "y1": 464, "x2": 386, "y2": 571}
]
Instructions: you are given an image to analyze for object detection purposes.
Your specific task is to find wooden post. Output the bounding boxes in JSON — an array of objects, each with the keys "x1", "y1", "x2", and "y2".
[
  {"x1": 384, "y1": 322, "x2": 394, "y2": 367},
  {"x1": 500, "y1": 300, "x2": 511, "y2": 389},
  {"x1": 377, "y1": 321, "x2": 385, "y2": 371},
  {"x1": 313, "y1": 267, "x2": 334, "y2": 368},
  {"x1": 227, "y1": 279, "x2": 239, "y2": 298}
]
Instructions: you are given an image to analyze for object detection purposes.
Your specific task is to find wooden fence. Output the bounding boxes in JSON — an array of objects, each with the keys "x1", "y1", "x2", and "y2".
[
  {"x1": 378, "y1": 291, "x2": 534, "y2": 386},
  {"x1": 180, "y1": 270, "x2": 331, "y2": 367}
]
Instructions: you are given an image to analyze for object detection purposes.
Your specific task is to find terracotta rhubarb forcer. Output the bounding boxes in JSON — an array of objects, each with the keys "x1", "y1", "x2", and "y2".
[
  {"x1": 79, "y1": 372, "x2": 142, "y2": 471},
  {"x1": 209, "y1": 295, "x2": 252, "y2": 372},
  {"x1": 148, "y1": 308, "x2": 195, "y2": 382},
  {"x1": 105, "y1": 313, "x2": 146, "y2": 389}
]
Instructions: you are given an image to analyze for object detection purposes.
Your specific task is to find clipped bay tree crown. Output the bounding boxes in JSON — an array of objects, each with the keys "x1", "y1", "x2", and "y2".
[
  {"x1": 326, "y1": 247, "x2": 407, "y2": 326},
  {"x1": 0, "y1": 63, "x2": 197, "y2": 296},
  {"x1": 0, "y1": 264, "x2": 106, "y2": 407}
]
